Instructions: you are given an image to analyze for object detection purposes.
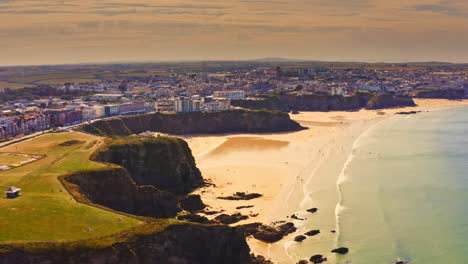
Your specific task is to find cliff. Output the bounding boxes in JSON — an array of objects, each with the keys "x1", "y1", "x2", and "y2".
[
  {"x1": 65, "y1": 167, "x2": 181, "y2": 218},
  {"x1": 365, "y1": 94, "x2": 416, "y2": 109},
  {"x1": 231, "y1": 93, "x2": 370, "y2": 111},
  {"x1": 412, "y1": 88, "x2": 466, "y2": 99},
  {"x1": 94, "y1": 137, "x2": 203, "y2": 195},
  {"x1": 79, "y1": 109, "x2": 305, "y2": 137},
  {"x1": 0, "y1": 223, "x2": 252, "y2": 264},
  {"x1": 231, "y1": 92, "x2": 416, "y2": 112},
  {"x1": 64, "y1": 136, "x2": 203, "y2": 217}
]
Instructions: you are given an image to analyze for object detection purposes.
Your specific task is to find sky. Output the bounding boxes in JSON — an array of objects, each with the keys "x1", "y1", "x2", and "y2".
[{"x1": 1, "y1": 0, "x2": 468, "y2": 66}]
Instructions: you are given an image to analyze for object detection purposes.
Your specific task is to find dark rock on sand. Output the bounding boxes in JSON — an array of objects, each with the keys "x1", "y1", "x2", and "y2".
[
  {"x1": 218, "y1": 192, "x2": 263, "y2": 201},
  {"x1": 253, "y1": 222, "x2": 297, "y2": 243},
  {"x1": 294, "y1": 235, "x2": 307, "y2": 242},
  {"x1": 297, "y1": 260, "x2": 309, "y2": 264},
  {"x1": 236, "y1": 205, "x2": 254, "y2": 210},
  {"x1": 305, "y1": 230, "x2": 320, "y2": 236},
  {"x1": 310, "y1": 254, "x2": 328, "y2": 263},
  {"x1": 331, "y1": 247, "x2": 349, "y2": 254},
  {"x1": 291, "y1": 214, "x2": 305, "y2": 220},
  {"x1": 236, "y1": 223, "x2": 264, "y2": 237},
  {"x1": 215, "y1": 213, "x2": 249, "y2": 224},
  {"x1": 251, "y1": 254, "x2": 274, "y2": 264},
  {"x1": 307, "y1": 208, "x2": 318, "y2": 213}
]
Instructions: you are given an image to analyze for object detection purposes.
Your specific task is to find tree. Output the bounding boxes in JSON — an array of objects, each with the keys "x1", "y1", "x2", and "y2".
[{"x1": 118, "y1": 82, "x2": 128, "y2": 93}]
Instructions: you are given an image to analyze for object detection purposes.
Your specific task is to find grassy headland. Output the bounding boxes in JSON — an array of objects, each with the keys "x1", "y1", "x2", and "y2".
[{"x1": 0, "y1": 132, "x2": 142, "y2": 243}]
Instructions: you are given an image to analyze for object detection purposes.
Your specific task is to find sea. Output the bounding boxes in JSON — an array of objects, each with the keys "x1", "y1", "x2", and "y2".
[{"x1": 286, "y1": 107, "x2": 468, "y2": 264}]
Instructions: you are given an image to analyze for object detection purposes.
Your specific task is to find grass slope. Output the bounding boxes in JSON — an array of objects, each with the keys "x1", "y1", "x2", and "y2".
[{"x1": 0, "y1": 132, "x2": 142, "y2": 243}]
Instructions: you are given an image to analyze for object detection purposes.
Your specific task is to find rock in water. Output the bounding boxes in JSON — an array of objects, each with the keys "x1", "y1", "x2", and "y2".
[{"x1": 331, "y1": 247, "x2": 349, "y2": 254}]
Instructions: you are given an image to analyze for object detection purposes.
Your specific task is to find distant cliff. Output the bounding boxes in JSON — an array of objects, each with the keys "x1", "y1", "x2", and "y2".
[
  {"x1": 365, "y1": 94, "x2": 416, "y2": 109},
  {"x1": 79, "y1": 110, "x2": 305, "y2": 137},
  {"x1": 64, "y1": 137, "x2": 203, "y2": 218},
  {"x1": 412, "y1": 88, "x2": 466, "y2": 99},
  {"x1": 0, "y1": 223, "x2": 252, "y2": 264},
  {"x1": 231, "y1": 92, "x2": 416, "y2": 111}
]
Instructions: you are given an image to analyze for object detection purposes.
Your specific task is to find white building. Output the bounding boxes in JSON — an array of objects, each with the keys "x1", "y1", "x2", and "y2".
[
  {"x1": 174, "y1": 97, "x2": 201, "y2": 113},
  {"x1": 213, "y1": 90, "x2": 245, "y2": 100}
]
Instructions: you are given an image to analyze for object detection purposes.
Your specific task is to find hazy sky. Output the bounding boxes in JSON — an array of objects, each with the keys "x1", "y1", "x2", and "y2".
[{"x1": 1, "y1": 0, "x2": 468, "y2": 66}]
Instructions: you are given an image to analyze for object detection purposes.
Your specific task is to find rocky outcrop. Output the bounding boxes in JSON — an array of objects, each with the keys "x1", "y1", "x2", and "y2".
[
  {"x1": 179, "y1": 195, "x2": 206, "y2": 213},
  {"x1": 94, "y1": 137, "x2": 203, "y2": 195},
  {"x1": 0, "y1": 224, "x2": 252, "y2": 264},
  {"x1": 412, "y1": 88, "x2": 465, "y2": 99},
  {"x1": 215, "y1": 213, "x2": 249, "y2": 225},
  {"x1": 65, "y1": 167, "x2": 180, "y2": 218},
  {"x1": 63, "y1": 136, "x2": 203, "y2": 218},
  {"x1": 79, "y1": 110, "x2": 305, "y2": 137},
  {"x1": 238, "y1": 222, "x2": 296, "y2": 243}
]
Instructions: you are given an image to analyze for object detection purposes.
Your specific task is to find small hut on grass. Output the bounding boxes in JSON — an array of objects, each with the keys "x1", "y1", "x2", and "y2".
[{"x1": 5, "y1": 186, "x2": 21, "y2": 199}]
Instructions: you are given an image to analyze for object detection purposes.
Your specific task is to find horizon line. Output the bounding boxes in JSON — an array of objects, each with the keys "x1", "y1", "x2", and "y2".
[{"x1": 0, "y1": 58, "x2": 466, "y2": 68}]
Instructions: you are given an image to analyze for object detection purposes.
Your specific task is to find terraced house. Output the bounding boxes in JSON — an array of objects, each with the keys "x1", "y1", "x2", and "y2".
[{"x1": 0, "y1": 113, "x2": 50, "y2": 139}]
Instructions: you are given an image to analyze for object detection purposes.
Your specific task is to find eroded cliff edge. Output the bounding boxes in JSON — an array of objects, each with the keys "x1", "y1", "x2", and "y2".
[
  {"x1": 65, "y1": 136, "x2": 204, "y2": 218},
  {"x1": 0, "y1": 223, "x2": 251, "y2": 264},
  {"x1": 78, "y1": 109, "x2": 305, "y2": 137}
]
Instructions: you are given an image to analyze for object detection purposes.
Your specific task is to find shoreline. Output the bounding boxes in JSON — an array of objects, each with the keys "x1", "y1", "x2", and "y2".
[{"x1": 185, "y1": 99, "x2": 468, "y2": 263}]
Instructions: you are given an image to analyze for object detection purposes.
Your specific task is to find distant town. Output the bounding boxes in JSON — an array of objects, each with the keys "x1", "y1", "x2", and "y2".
[{"x1": 1, "y1": 62, "x2": 468, "y2": 139}]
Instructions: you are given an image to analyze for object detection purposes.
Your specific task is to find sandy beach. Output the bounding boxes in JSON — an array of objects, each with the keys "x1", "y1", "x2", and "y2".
[{"x1": 183, "y1": 99, "x2": 468, "y2": 263}]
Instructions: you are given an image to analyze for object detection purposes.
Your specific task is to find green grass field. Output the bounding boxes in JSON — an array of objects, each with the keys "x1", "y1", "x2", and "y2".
[
  {"x1": 0, "y1": 153, "x2": 36, "y2": 167},
  {"x1": 0, "y1": 132, "x2": 142, "y2": 243}
]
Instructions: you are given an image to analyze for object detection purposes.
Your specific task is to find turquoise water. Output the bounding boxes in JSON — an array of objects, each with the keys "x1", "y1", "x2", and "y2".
[{"x1": 337, "y1": 107, "x2": 468, "y2": 263}]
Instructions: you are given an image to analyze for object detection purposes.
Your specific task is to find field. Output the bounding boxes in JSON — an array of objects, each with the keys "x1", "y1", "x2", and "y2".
[
  {"x1": 0, "y1": 81, "x2": 34, "y2": 91},
  {"x1": 0, "y1": 132, "x2": 142, "y2": 243},
  {"x1": 0, "y1": 152, "x2": 42, "y2": 168}
]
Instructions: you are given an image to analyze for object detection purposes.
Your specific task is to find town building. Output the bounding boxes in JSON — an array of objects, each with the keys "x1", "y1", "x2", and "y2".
[
  {"x1": 213, "y1": 90, "x2": 246, "y2": 100},
  {"x1": 174, "y1": 97, "x2": 201, "y2": 113}
]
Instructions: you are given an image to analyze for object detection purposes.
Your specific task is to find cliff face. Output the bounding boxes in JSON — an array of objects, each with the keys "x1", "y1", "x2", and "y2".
[
  {"x1": 0, "y1": 224, "x2": 252, "y2": 264},
  {"x1": 232, "y1": 92, "x2": 372, "y2": 111},
  {"x1": 64, "y1": 136, "x2": 204, "y2": 218},
  {"x1": 365, "y1": 94, "x2": 416, "y2": 109},
  {"x1": 94, "y1": 137, "x2": 203, "y2": 194},
  {"x1": 65, "y1": 167, "x2": 180, "y2": 218},
  {"x1": 231, "y1": 92, "x2": 416, "y2": 112},
  {"x1": 412, "y1": 88, "x2": 466, "y2": 99},
  {"x1": 79, "y1": 110, "x2": 305, "y2": 137}
]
